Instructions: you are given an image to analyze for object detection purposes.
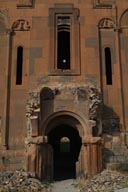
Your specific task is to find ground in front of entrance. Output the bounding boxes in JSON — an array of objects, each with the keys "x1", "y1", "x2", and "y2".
[
  {"x1": 51, "y1": 179, "x2": 78, "y2": 192},
  {"x1": 51, "y1": 179, "x2": 128, "y2": 192}
]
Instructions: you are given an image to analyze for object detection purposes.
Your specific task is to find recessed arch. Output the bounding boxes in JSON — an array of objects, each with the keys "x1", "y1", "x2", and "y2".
[
  {"x1": 48, "y1": 123, "x2": 82, "y2": 180},
  {"x1": 40, "y1": 87, "x2": 54, "y2": 100},
  {"x1": 41, "y1": 110, "x2": 91, "y2": 138}
]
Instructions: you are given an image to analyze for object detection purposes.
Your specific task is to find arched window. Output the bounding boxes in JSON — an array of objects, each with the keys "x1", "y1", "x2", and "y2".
[
  {"x1": 60, "y1": 137, "x2": 70, "y2": 153},
  {"x1": 57, "y1": 16, "x2": 70, "y2": 70},
  {"x1": 105, "y1": 47, "x2": 112, "y2": 85},
  {"x1": 16, "y1": 46, "x2": 23, "y2": 85}
]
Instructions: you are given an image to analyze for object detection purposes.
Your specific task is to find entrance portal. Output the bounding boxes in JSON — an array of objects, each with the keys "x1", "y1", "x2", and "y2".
[{"x1": 49, "y1": 124, "x2": 82, "y2": 180}]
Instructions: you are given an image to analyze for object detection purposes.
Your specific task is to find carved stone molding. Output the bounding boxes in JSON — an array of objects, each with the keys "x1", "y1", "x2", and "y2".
[
  {"x1": 17, "y1": 0, "x2": 34, "y2": 8},
  {"x1": 99, "y1": 18, "x2": 115, "y2": 29},
  {"x1": 12, "y1": 19, "x2": 31, "y2": 31},
  {"x1": 93, "y1": 0, "x2": 115, "y2": 9}
]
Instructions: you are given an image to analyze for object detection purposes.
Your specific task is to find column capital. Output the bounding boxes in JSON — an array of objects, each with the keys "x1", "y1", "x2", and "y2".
[
  {"x1": 82, "y1": 136, "x2": 102, "y2": 144},
  {"x1": 114, "y1": 27, "x2": 122, "y2": 32},
  {"x1": 6, "y1": 29, "x2": 14, "y2": 35}
]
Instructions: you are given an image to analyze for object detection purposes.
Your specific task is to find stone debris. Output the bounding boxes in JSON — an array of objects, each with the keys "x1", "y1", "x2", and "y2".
[
  {"x1": 76, "y1": 170, "x2": 128, "y2": 192},
  {"x1": 0, "y1": 170, "x2": 51, "y2": 192}
]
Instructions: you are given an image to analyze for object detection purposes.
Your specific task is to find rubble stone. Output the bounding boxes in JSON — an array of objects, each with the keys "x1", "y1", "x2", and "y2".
[
  {"x1": 76, "y1": 170, "x2": 128, "y2": 192},
  {"x1": 0, "y1": 170, "x2": 51, "y2": 192}
]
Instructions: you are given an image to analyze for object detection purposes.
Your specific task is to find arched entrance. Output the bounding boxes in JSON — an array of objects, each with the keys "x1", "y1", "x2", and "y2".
[
  {"x1": 48, "y1": 124, "x2": 82, "y2": 180},
  {"x1": 26, "y1": 110, "x2": 102, "y2": 181},
  {"x1": 42, "y1": 112, "x2": 84, "y2": 181}
]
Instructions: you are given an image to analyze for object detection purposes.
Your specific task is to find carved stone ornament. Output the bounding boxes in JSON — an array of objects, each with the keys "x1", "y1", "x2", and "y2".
[
  {"x1": 17, "y1": 0, "x2": 34, "y2": 8},
  {"x1": 57, "y1": 16, "x2": 71, "y2": 26},
  {"x1": 12, "y1": 19, "x2": 31, "y2": 31},
  {"x1": 99, "y1": 18, "x2": 115, "y2": 29},
  {"x1": 93, "y1": 0, "x2": 115, "y2": 9}
]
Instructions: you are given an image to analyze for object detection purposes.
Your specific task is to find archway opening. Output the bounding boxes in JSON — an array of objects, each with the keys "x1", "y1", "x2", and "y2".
[{"x1": 48, "y1": 124, "x2": 82, "y2": 181}]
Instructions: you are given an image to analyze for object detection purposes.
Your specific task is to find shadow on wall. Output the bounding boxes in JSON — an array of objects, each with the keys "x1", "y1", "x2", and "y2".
[
  {"x1": 102, "y1": 105, "x2": 120, "y2": 134},
  {"x1": 101, "y1": 105, "x2": 121, "y2": 168},
  {"x1": 40, "y1": 87, "x2": 54, "y2": 122}
]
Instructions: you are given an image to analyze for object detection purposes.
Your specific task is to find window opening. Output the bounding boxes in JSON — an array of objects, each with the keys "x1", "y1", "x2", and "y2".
[
  {"x1": 57, "y1": 16, "x2": 70, "y2": 70},
  {"x1": 105, "y1": 47, "x2": 112, "y2": 85},
  {"x1": 16, "y1": 46, "x2": 23, "y2": 85},
  {"x1": 60, "y1": 137, "x2": 70, "y2": 153}
]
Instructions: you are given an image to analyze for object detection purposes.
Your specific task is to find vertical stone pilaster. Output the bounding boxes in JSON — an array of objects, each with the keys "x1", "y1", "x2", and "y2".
[
  {"x1": 91, "y1": 144, "x2": 98, "y2": 175},
  {"x1": 75, "y1": 138, "x2": 103, "y2": 179},
  {"x1": 114, "y1": 28, "x2": 125, "y2": 134},
  {"x1": 26, "y1": 136, "x2": 53, "y2": 181},
  {"x1": 1, "y1": 30, "x2": 12, "y2": 149},
  {"x1": 97, "y1": 142, "x2": 101, "y2": 172},
  {"x1": 36, "y1": 143, "x2": 53, "y2": 181}
]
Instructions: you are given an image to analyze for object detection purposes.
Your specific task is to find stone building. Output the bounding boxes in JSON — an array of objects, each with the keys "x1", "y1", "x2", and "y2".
[{"x1": 0, "y1": 0, "x2": 128, "y2": 181}]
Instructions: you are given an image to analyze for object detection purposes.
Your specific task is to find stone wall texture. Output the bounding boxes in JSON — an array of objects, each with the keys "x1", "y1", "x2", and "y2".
[{"x1": 0, "y1": 0, "x2": 128, "y2": 181}]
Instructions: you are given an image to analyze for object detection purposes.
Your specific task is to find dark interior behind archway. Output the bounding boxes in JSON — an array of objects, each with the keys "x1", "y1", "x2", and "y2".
[{"x1": 48, "y1": 124, "x2": 82, "y2": 181}]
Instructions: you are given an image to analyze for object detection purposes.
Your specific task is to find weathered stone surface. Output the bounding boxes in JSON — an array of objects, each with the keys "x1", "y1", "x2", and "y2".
[{"x1": 0, "y1": 0, "x2": 128, "y2": 182}]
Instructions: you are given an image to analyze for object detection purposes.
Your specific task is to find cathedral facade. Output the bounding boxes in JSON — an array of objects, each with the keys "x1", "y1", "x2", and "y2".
[{"x1": 0, "y1": 0, "x2": 128, "y2": 180}]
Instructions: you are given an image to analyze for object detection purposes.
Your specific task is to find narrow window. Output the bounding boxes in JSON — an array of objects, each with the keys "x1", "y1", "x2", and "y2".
[
  {"x1": 16, "y1": 46, "x2": 23, "y2": 85},
  {"x1": 105, "y1": 47, "x2": 112, "y2": 85},
  {"x1": 57, "y1": 16, "x2": 70, "y2": 70},
  {"x1": 60, "y1": 137, "x2": 70, "y2": 153}
]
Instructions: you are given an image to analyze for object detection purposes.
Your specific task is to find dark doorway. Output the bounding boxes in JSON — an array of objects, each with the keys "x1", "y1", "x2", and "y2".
[{"x1": 48, "y1": 124, "x2": 82, "y2": 181}]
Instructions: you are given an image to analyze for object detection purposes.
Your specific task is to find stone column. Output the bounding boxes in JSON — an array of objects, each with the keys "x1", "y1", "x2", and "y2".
[
  {"x1": 76, "y1": 144, "x2": 88, "y2": 179},
  {"x1": 27, "y1": 143, "x2": 37, "y2": 174},
  {"x1": 82, "y1": 136, "x2": 102, "y2": 178},
  {"x1": 1, "y1": 29, "x2": 12, "y2": 149},
  {"x1": 114, "y1": 27, "x2": 126, "y2": 143},
  {"x1": 36, "y1": 143, "x2": 53, "y2": 181},
  {"x1": 26, "y1": 136, "x2": 53, "y2": 181},
  {"x1": 91, "y1": 144, "x2": 98, "y2": 175}
]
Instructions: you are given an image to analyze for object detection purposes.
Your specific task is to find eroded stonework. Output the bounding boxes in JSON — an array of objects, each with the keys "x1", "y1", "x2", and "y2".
[{"x1": 0, "y1": 0, "x2": 128, "y2": 181}]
